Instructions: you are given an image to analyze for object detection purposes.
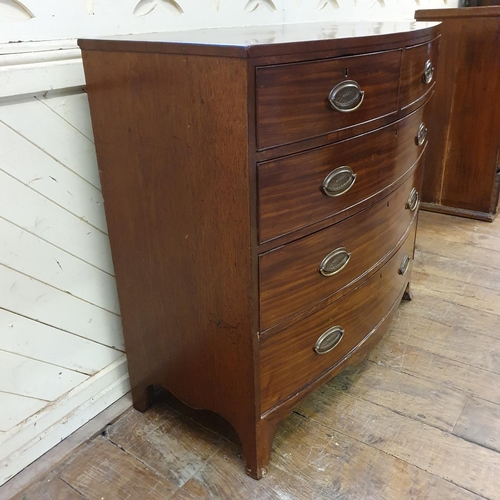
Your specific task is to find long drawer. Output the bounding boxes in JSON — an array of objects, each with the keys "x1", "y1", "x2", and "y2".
[
  {"x1": 258, "y1": 106, "x2": 427, "y2": 243},
  {"x1": 256, "y1": 49, "x2": 401, "y2": 150},
  {"x1": 259, "y1": 159, "x2": 422, "y2": 331},
  {"x1": 259, "y1": 224, "x2": 415, "y2": 413}
]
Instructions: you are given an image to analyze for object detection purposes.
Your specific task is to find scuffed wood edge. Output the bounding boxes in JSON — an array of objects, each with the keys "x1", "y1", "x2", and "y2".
[{"x1": 419, "y1": 201, "x2": 496, "y2": 222}]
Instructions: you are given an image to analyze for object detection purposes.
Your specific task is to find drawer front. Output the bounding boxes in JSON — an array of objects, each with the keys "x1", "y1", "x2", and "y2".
[
  {"x1": 260, "y1": 226, "x2": 416, "y2": 413},
  {"x1": 400, "y1": 37, "x2": 439, "y2": 111},
  {"x1": 256, "y1": 50, "x2": 401, "y2": 150},
  {"x1": 259, "y1": 159, "x2": 423, "y2": 331},
  {"x1": 258, "y1": 106, "x2": 427, "y2": 243}
]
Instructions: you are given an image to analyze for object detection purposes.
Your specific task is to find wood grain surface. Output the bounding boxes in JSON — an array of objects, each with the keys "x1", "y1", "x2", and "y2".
[
  {"x1": 260, "y1": 230, "x2": 414, "y2": 413},
  {"x1": 258, "y1": 105, "x2": 426, "y2": 243},
  {"x1": 81, "y1": 48, "x2": 267, "y2": 475},
  {"x1": 416, "y1": 7, "x2": 500, "y2": 219},
  {"x1": 454, "y1": 398, "x2": 500, "y2": 453},
  {"x1": 259, "y1": 165, "x2": 421, "y2": 331},
  {"x1": 399, "y1": 36, "x2": 440, "y2": 113},
  {"x1": 256, "y1": 50, "x2": 401, "y2": 150},
  {"x1": 10, "y1": 211, "x2": 500, "y2": 500}
]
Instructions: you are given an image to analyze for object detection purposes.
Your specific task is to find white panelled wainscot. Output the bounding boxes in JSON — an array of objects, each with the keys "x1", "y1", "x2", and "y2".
[{"x1": 0, "y1": 0, "x2": 458, "y2": 486}]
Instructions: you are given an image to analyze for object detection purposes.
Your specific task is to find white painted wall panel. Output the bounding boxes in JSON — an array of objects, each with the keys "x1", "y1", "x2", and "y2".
[
  {"x1": 0, "y1": 219, "x2": 119, "y2": 314},
  {"x1": 0, "y1": 266, "x2": 124, "y2": 350},
  {"x1": 0, "y1": 393, "x2": 47, "y2": 432},
  {"x1": 0, "y1": 310, "x2": 122, "y2": 375},
  {"x1": 0, "y1": 358, "x2": 131, "y2": 485},
  {"x1": 0, "y1": 351, "x2": 88, "y2": 401},
  {"x1": 0, "y1": 99, "x2": 100, "y2": 188},
  {"x1": 0, "y1": 52, "x2": 85, "y2": 99},
  {"x1": 40, "y1": 93, "x2": 94, "y2": 142},
  {"x1": 0, "y1": 170, "x2": 114, "y2": 274},
  {"x1": 0, "y1": 121, "x2": 106, "y2": 233}
]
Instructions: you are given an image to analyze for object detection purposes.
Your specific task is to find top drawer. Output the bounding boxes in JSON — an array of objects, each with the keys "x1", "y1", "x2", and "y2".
[
  {"x1": 256, "y1": 50, "x2": 401, "y2": 150},
  {"x1": 400, "y1": 37, "x2": 439, "y2": 112}
]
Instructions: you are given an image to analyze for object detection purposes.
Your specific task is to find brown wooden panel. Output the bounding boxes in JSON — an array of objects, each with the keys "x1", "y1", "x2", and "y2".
[
  {"x1": 81, "y1": 50, "x2": 261, "y2": 450},
  {"x1": 417, "y1": 6, "x2": 500, "y2": 18},
  {"x1": 260, "y1": 229, "x2": 415, "y2": 413},
  {"x1": 439, "y1": 19, "x2": 500, "y2": 214},
  {"x1": 78, "y1": 23, "x2": 440, "y2": 60},
  {"x1": 399, "y1": 37, "x2": 439, "y2": 112},
  {"x1": 416, "y1": 8, "x2": 500, "y2": 219},
  {"x1": 258, "y1": 105, "x2": 426, "y2": 243},
  {"x1": 256, "y1": 50, "x2": 401, "y2": 150},
  {"x1": 259, "y1": 161, "x2": 422, "y2": 331}
]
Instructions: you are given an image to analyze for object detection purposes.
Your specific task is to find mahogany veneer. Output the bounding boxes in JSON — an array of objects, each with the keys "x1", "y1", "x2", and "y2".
[{"x1": 78, "y1": 21, "x2": 440, "y2": 479}]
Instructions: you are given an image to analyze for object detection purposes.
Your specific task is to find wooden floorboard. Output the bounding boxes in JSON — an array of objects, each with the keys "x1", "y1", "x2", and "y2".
[
  {"x1": 453, "y1": 398, "x2": 500, "y2": 454},
  {"x1": 9, "y1": 211, "x2": 500, "y2": 499}
]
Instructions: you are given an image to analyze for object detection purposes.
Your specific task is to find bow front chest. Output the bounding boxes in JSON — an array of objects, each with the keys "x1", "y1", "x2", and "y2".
[{"x1": 79, "y1": 21, "x2": 440, "y2": 479}]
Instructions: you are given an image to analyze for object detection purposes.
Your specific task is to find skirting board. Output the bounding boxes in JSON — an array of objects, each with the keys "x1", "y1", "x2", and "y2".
[
  {"x1": 0, "y1": 355, "x2": 131, "y2": 486},
  {"x1": 0, "y1": 40, "x2": 85, "y2": 100},
  {"x1": 419, "y1": 202, "x2": 496, "y2": 222},
  {"x1": 0, "y1": 393, "x2": 132, "y2": 499}
]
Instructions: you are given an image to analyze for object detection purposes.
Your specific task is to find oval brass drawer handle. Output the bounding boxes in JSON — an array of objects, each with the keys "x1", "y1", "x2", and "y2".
[
  {"x1": 328, "y1": 80, "x2": 365, "y2": 113},
  {"x1": 314, "y1": 326, "x2": 345, "y2": 355},
  {"x1": 322, "y1": 166, "x2": 357, "y2": 197},
  {"x1": 415, "y1": 122, "x2": 427, "y2": 146},
  {"x1": 406, "y1": 187, "x2": 419, "y2": 212},
  {"x1": 399, "y1": 254, "x2": 411, "y2": 276},
  {"x1": 319, "y1": 247, "x2": 351, "y2": 277},
  {"x1": 422, "y1": 59, "x2": 434, "y2": 85}
]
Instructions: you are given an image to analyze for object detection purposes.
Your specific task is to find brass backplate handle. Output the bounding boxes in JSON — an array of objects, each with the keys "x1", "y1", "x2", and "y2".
[
  {"x1": 399, "y1": 254, "x2": 411, "y2": 276},
  {"x1": 319, "y1": 247, "x2": 351, "y2": 277},
  {"x1": 328, "y1": 80, "x2": 365, "y2": 113},
  {"x1": 314, "y1": 326, "x2": 345, "y2": 355},
  {"x1": 422, "y1": 59, "x2": 434, "y2": 85},
  {"x1": 406, "y1": 187, "x2": 419, "y2": 212},
  {"x1": 322, "y1": 166, "x2": 357, "y2": 197},
  {"x1": 415, "y1": 122, "x2": 427, "y2": 146}
]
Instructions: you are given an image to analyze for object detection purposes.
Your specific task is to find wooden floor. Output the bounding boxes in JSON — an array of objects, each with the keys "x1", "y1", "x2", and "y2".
[{"x1": 10, "y1": 211, "x2": 500, "y2": 500}]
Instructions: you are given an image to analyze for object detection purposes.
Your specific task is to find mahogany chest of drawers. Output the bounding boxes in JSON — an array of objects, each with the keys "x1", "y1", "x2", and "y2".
[{"x1": 79, "y1": 21, "x2": 440, "y2": 479}]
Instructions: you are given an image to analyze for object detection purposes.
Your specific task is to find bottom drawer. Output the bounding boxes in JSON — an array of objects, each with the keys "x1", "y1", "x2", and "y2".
[{"x1": 259, "y1": 220, "x2": 416, "y2": 413}]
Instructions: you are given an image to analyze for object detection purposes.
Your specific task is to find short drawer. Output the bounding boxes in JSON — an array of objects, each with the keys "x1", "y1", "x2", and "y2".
[
  {"x1": 400, "y1": 37, "x2": 439, "y2": 112},
  {"x1": 259, "y1": 225, "x2": 415, "y2": 413},
  {"x1": 258, "y1": 105, "x2": 428, "y2": 243},
  {"x1": 256, "y1": 50, "x2": 401, "y2": 150},
  {"x1": 259, "y1": 158, "x2": 423, "y2": 331}
]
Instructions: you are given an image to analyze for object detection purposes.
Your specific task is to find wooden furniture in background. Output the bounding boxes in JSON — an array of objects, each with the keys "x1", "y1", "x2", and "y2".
[
  {"x1": 78, "y1": 21, "x2": 439, "y2": 479},
  {"x1": 416, "y1": 7, "x2": 500, "y2": 221},
  {"x1": 468, "y1": 0, "x2": 500, "y2": 6}
]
